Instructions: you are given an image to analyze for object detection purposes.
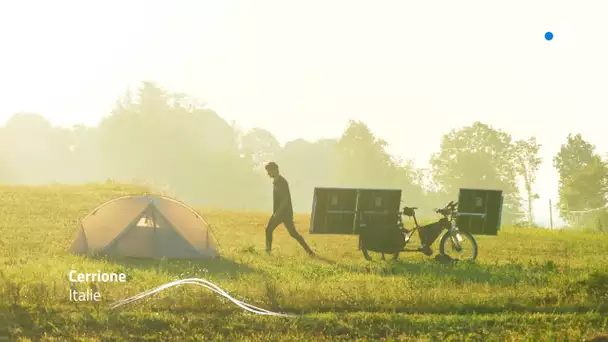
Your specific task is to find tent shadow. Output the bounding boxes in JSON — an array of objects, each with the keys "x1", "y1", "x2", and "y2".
[{"x1": 92, "y1": 256, "x2": 259, "y2": 280}]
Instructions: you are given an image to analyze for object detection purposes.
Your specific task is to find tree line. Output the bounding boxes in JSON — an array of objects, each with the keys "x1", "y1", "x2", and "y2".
[{"x1": 0, "y1": 81, "x2": 606, "y2": 230}]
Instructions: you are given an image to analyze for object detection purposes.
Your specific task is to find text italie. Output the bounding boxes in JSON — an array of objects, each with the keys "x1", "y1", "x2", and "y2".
[{"x1": 68, "y1": 270, "x2": 127, "y2": 301}]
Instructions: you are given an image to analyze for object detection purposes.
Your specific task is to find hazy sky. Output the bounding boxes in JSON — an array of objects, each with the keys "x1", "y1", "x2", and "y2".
[{"x1": 1, "y1": 0, "x2": 607, "y2": 225}]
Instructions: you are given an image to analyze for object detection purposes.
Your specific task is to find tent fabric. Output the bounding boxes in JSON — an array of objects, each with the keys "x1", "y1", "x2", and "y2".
[{"x1": 68, "y1": 195, "x2": 218, "y2": 259}]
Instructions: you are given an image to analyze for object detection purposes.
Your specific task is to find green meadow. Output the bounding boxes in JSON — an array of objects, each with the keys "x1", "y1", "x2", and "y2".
[{"x1": 1, "y1": 184, "x2": 607, "y2": 341}]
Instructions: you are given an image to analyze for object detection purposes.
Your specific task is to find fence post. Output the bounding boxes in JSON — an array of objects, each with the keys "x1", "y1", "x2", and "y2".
[{"x1": 549, "y1": 199, "x2": 554, "y2": 229}]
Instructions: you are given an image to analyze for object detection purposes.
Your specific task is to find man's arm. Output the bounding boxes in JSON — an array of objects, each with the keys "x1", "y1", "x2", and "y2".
[
  {"x1": 274, "y1": 198, "x2": 289, "y2": 217},
  {"x1": 273, "y1": 180, "x2": 289, "y2": 217}
]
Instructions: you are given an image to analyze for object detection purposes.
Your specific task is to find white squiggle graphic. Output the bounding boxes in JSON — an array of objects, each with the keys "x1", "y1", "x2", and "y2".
[{"x1": 109, "y1": 278, "x2": 297, "y2": 317}]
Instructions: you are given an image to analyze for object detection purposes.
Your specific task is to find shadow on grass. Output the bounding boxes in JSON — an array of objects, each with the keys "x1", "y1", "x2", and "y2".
[
  {"x1": 311, "y1": 255, "x2": 338, "y2": 265},
  {"x1": 313, "y1": 253, "x2": 561, "y2": 286},
  {"x1": 89, "y1": 255, "x2": 260, "y2": 280},
  {"x1": 382, "y1": 260, "x2": 525, "y2": 286}
]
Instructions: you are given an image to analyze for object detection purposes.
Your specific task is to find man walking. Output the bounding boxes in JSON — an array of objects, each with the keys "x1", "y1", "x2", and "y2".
[{"x1": 264, "y1": 162, "x2": 315, "y2": 256}]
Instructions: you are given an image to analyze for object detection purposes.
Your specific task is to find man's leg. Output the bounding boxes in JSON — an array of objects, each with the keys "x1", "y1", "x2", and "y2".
[
  {"x1": 283, "y1": 217, "x2": 315, "y2": 255},
  {"x1": 265, "y1": 216, "x2": 282, "y2": 253}
]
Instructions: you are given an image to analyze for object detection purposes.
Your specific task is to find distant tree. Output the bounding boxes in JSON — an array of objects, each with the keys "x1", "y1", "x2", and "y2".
[
  {"x1": 553, "y1": 134, "x2": 608, "y2": 229},
  {"x1": 429, "y1": 122, "x2": 522, "y2": 224},
  {"x1": 0, "y1": 113, "x2": 91, "y2": 183},
  {"x1": 275, "y1": 138, "x2": 340, "y2": 212},
  {"x1": 0, "y1": 113, "x2": 58, "y2": 183},
  {"x1": 136, "y1": 81, "x2": 169, "y2": 116},
  {"x1": 67, "y1": 124, "x2": 104, "y2": 182},
  {"x1": 390, "y1": 159, "x2": 429, "y2": 208},
  {"x1": 335, "y1": 120, "x2": 395, "y2": 188},
  {"x1": 514, "y1": 137, "x2": 542, "y2": 227},
  {"x1": 334, "y1": 120, "x2": 426, "y2": 209},
  {"x1": 553, "y1": 134, "x2": 597, "y2": 182},
  {"x1": 240, "y1": 128, "x2": 281, "y2": 170},
  {"x1": 97, "y1": 81, "x2": 259, "y2": 208},
  {"x1": 559, "y1": 157, "x2": 607, "y2": 209}
]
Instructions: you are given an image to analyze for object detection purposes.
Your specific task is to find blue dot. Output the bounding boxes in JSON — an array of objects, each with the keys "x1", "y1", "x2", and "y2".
[{"x1": 545, "y1": 32, "x2": 553, "y2": 40}]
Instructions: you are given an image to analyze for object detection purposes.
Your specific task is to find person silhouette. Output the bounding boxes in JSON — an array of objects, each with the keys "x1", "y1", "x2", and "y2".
[{"x1": 264, "y1": 162, "x2": 315, "y2": 256}]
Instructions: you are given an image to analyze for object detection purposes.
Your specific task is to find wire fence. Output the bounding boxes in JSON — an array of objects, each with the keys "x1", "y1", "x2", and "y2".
[{"x1": 548, "y1": 200, "x2": 608, "y2": 232}]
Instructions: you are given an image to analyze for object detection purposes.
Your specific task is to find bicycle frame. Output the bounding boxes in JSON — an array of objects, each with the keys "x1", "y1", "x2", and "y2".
[
  {"x1": 397, "y1": 205, "x2": 459, "y2": 252},
  {"x1": 396, "y1": 213, "x2": 419, "y2": 252}
]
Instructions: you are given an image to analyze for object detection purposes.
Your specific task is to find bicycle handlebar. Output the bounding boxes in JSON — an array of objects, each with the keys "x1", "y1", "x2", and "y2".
[
  {"x1": 402, "y1": 201, "x2": 457, "y2": 217},
  {"x1": 434, "y1": 201, "x2": 458, "y2": 216}
]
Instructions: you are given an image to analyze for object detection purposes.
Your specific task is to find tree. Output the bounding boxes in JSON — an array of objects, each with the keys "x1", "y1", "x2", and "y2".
[
  {"x1": 334, "y1": 120, "x2": 426, "y2": 208},
  {"x1": 275, "y1": 138, "x2": 340, "y2": 212},
  {"x1": 0, "y1": 113, "x2": 59, "y2": 183},
  {"x1": 66, "y1": 124, "x2": 104, "y2": 182},
  {"x1": 240, "y1": 128, "x2": 281, "y2": 170},
  {"x1": 335, "y1": 120, "x2": 395, "y2": 188},
  {"x1": 96, "y1": 81, "x2": 260, "y2": 208},
  {"x1": 514, "y1": 137, "x2": 542, "y2": 227},
  {"x1": 429, "y1": 122, "x2": 522, "y2": 224},
  {"x1": 553, "y1": 134, "x2": 597, "y2": 182},
  {"x1": 136, "y1": 81, "x2": 169, "y2": 116},
  {"x1": 553, "y1": 134, "x2": 608, "y2": 229}
]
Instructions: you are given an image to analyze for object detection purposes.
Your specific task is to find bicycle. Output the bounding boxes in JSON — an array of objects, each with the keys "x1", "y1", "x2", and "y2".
[{"x1": 358, "y1": 201, "x2": 478, "y2": 261}]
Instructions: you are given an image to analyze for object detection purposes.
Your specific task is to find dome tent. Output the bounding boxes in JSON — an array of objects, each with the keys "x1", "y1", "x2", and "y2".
[{"x1": 69, "y1": 195, "x2": 218, "y2": 259}]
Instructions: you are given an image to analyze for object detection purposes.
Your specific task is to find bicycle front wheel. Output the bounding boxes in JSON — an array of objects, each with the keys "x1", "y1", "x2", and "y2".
[{"x1": 439, "y1": 230, "x2": 478, "y2": 261}]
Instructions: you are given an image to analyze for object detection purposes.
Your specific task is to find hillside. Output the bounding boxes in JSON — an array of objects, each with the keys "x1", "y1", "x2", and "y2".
[{"x1": 0, "y1": 184, "x2": 607, "y2": 341}]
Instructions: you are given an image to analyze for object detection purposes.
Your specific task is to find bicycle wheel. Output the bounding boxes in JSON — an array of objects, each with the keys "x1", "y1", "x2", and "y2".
[
  {"x1": 358, "y1": 229, "x2": 402, "y2": 261},
  {"x1": 439, "y1": 230, "x2": 477, "y2": 261},
  {"x1": 361, "y1": 248, "x2": 399, "y2": 261}
]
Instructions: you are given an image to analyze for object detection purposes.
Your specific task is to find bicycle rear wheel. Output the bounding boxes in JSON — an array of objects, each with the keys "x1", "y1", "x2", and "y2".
[{"x1": 361, "y1": 248, "x2": 399, "y2": 261}]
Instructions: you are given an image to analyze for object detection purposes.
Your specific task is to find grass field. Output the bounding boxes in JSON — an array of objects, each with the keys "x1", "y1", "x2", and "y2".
[{"x1": 1, "y1": 184, "x2": 607, "y2": 341}]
